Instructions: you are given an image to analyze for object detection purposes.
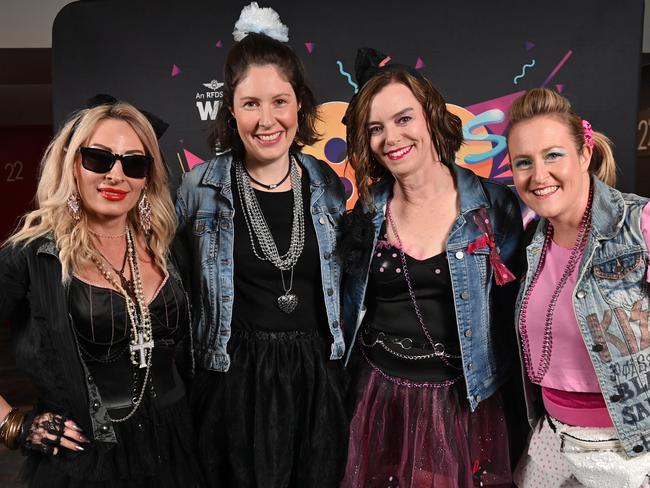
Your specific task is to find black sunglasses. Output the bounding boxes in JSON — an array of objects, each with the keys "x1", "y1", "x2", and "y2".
[{"x1": 79, "y1": 147, "x2": 152, "y2": 179}]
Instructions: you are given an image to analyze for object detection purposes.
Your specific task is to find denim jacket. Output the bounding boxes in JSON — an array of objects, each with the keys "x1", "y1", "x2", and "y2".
[
  {"x1": 175, "y1": 151, "x2": 346, "y2": 372},
  {"x1": 0, "y1": 235, "x2": 191, "y2": 445},
  {"x1": 516, "y1": 176, "x2": 650, "y2": 457},
  {"x1": 343, "y1": 163, "x2": 523, "y2": 411}
]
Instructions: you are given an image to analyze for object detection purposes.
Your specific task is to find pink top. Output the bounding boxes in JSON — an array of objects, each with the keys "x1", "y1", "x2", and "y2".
[{"x1": 524, "y1": 202, "x2": 650, "y2": 427}]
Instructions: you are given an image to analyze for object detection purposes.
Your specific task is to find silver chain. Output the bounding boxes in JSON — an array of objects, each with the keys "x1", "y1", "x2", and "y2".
[
  {"x1": 235, "y1": 156, "x2": 305, "y2": 271},
  {"x1": 385, "y1": 199, "x2": 463, "y2": 369}
]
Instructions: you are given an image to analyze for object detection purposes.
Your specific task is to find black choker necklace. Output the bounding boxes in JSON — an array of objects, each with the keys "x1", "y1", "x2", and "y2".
[{"x1": 243, "y1": 161, "x2": 292, "y2": 190}]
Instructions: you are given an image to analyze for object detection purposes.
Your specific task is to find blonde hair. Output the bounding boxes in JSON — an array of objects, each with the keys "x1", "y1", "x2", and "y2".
[
  {"x1": 6, "y1": 102, "x2": 176, "y2": 281},
  {"x1": 508, "y1": 88, "x2": 616, "y2": 186}
]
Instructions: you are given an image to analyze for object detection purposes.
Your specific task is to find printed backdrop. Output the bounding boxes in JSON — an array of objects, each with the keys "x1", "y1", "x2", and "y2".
[{"x1": 52, "y1": 0, "x2": 643, "y2": 211}]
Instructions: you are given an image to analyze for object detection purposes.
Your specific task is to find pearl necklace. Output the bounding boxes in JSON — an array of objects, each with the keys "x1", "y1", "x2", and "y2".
[
  {"x1": 90, "y1": 227, "x2": 154, "y2": 422},
  {"x1": 518, "y1": 184, "x2": 593, "y2": 384}
]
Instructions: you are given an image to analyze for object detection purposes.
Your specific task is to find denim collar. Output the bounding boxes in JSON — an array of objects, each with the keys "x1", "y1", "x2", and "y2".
[
  {"x1": 200, "y1": 150, "x2": 331, "y2": 189},
  {"x1": 368, "y1": 162, "x2": 491, "y2": 214}
]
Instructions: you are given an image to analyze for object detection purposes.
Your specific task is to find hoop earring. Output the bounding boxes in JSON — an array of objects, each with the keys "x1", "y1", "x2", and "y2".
[
  {"x1": 138, "y1": 187, "x2": 152, "y2": 235},
  {"x1": 228, "y1": 117, "x2": 238, "y2": 131},
  {"x1": 66, "y1": 192, "x2": 81, "y2": 221}
]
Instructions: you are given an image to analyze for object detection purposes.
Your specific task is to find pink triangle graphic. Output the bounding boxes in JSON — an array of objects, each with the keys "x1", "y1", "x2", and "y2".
[
  {"x1": 171, "y1": 64, "x2": 182, "y2": 77},
  {"x1": 525, "y1": 41, "x2": 535, "y2": 51},
  {"x1": 555, "y1": 84, "x2": 565, "y2": 93},
  {"x1": 415, "y1": 57, "x2": 425, "y2": 69},
  {"x1": 184, "y1": 149, "x2": 204, "y2": 170},
  {"x1": 215, "y1": 40, "x2": 222, "y2": 48},
  {"x1": 305, "y1": 42, "x2": 314, "y2": 54}
]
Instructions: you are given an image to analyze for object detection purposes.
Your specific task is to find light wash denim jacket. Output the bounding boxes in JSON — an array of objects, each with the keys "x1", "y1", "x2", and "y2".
[
  {"x1": 343, "y1": 163, "x2": 523, "y2": 411},
  {"x1": 175, "y1": 151, "x2": 346, "y2": 372},
  {"x1": 517, "y1": 176, "x2": 650, "y2": 457}
]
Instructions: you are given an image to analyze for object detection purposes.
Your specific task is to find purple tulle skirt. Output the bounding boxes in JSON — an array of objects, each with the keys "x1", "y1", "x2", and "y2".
[{"x1": 342, "y1": 354, "x2": 512, "y2": 488}]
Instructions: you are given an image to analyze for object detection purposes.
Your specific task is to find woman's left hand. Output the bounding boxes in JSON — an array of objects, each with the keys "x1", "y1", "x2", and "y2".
[{"x1": 20, "y1": 412, "x2": 90, "y2": 456}]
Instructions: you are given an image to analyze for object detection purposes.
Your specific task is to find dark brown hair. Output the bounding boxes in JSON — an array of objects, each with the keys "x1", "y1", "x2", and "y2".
[
  {"x1": 208, "y1": 33, "x2": 320, "y2": 158},
  {"x1": 345, "y1": 70, "x2": 463, "y2": 207},
  {"x1": 508, "y1": 88, "x2": 616, "y2": 186}
]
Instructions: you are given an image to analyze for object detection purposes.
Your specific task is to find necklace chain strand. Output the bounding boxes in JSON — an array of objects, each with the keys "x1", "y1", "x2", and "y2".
[
  {"x1": 518, "y1": 183, "x2": 594, "y2": 384},
  {"x1": 89, "y1": 228, "x2": 154, "y2": 422},
  {"x1": 235, "y1": 156, "x2": 305, "y2": 270},
  {"x1": 385, "y1": 199, "x2": 463, "y2": 370},
  {"x1": 243, "y1": 160, "x2": 292, "y2": 190}
]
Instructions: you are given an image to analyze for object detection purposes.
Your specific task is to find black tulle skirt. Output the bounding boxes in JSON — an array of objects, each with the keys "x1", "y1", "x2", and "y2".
[
  {"x1": 21, "y1": 396, "x2": 204, "y2": 488},
  {"x1": 191, "y1": 328, "x2": 350, "y2": 488}
]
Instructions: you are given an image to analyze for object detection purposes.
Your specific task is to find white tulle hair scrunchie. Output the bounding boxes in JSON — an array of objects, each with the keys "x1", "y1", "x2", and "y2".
[{"x1": 232, "y1": 2, "x2": 289, "y2": 42}]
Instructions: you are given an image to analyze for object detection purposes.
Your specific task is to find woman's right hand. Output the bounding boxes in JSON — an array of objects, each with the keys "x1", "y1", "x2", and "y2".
[{"x1": 21, "y1": 412, "x2": 90, "y2": 455}]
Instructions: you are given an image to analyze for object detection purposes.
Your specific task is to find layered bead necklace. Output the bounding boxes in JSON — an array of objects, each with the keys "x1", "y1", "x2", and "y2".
[
  {"x1": 90, "y1": 227, "x2": 154, "y2": 421},
  {"x1": 518, "y1": 184, "x2": 594, "y2": 384},
  {"x1": 234, "y1": 156, "x2": 305, "y2": 314}
]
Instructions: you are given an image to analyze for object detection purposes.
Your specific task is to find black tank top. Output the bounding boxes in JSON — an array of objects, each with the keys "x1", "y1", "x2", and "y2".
[{"x1": 362, "y1": 222, "x2": 463, "y2": 382}]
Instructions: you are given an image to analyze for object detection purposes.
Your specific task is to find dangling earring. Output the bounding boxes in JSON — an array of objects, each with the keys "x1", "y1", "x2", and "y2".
[
  {"x1": 66, "y1": 192, "x2": 81, "y2": 221},
  {"x1": 227, "y1": 116, "x2": 238, "y2": 131},
  {"x1": 138, "y1": 187, "x2": 152, "y2": 235}
]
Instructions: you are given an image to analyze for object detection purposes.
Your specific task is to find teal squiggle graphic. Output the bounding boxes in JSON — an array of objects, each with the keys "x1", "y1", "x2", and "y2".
[
  {"x1": 336, "y1": 61, "x2": 358, "y2": 93},
  {"x1": 462, "y1": 110, "x2": 507, "y2": 164},
  {"x1": 513, "y1": 59, "x2": 536, "y2": 84}
]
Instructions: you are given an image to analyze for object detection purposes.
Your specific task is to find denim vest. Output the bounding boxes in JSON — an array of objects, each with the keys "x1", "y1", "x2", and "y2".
[
  {"x1": 175, "y1": 151, "x2": 346, "y2": 372},
  {"x1": 343, "y1": 164, "x2": 523, "y2": 411},
  {"x1": 516, "y1": 176, "x2": 650, "y2": 457}
]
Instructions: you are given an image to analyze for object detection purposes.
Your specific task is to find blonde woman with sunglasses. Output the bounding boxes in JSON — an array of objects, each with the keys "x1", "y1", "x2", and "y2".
[{"x1": 0, "y1": 99, "x2": 204, "y2": 487}]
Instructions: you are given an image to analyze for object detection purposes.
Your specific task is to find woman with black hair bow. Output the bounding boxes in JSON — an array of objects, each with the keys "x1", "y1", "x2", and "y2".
[
  {"x1": 0, "y1": 98, "x2": 203, "y2": 487},
  {"x1": 340, "y1": 48, "x2": 524, "y2": 488}
]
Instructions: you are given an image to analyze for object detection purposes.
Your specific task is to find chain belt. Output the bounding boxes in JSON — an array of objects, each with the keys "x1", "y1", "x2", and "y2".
[{"x1": 360, "y1": 326, "x2": 462, "y2": 365}]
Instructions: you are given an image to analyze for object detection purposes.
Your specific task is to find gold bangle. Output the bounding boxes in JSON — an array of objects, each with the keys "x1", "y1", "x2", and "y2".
[
  {"x1": 0, "y1": 408, "x2": 17, "y2": 432},
  {"x1": 0, "y1": 409, "x2": 25, "y2": 450}
]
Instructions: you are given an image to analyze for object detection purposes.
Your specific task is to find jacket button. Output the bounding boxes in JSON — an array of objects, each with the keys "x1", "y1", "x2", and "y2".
[
  {"x1": 99, "y1": 425, "x2": 110, "y2": 434},
  {"x1": 319, "y1": 217, "x2": 325, "y2": 225},
  {"x1": 610, "y1": 394, "x2": 622, "y2": 402},
  {"x1": 87, "y1": 375, "x2": 94, "y2": 383},
  {"x1": 92, "y1": 401, "x2": 100, "y2": 411},
  {"x1": 332, "y1": 320, "x2": 339, "y2": 328},
  {"x1": 576, "y1": 290, "x2": 586, "y2": 299},
  {"x1": 467, "y1": 362, "x2": 473, "y2": 370},
  {"x1": 475, "y1": 394, "x2": 481, "y2": 402},
  {"x1": 455, "y1": 251, "x2": 464, "y2": 260},
  {"x1": 324, "y1": 251, "x2": 331, "y2": 259},
  {"x1": 592, "y1": 344, "x2": 604, "y2": 352},
  {"x1": 461, "y1": 291, "x2": 470, "y2": 300},
  {"x1": 464, "y1": 329, "x2": 472, "y2": 337},
  {"x1": 327, "y1": 288, "x2": 334, "y2": 296},
  {"x1": 634, "y1": 445, "x2": 644, "y2": 453}
]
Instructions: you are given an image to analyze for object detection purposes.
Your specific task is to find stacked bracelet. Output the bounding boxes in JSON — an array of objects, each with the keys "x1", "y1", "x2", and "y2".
[{"x1": 0, "y1": 408, "x2": 26, "y2": 450}]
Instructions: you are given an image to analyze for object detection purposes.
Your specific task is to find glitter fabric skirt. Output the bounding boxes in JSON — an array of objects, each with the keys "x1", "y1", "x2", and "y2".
[
  {"x1": 192, "y1": 328, "x2": 350, "y2": 488},
  {"x1": 341, "y1": 354, "x2": 512, "y2": 488}
]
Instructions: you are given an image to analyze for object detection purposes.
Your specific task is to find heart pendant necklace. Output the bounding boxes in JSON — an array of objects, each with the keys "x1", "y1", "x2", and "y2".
[{"x1": 278, "y1": 267, "x2": 298, "y2": 314}]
